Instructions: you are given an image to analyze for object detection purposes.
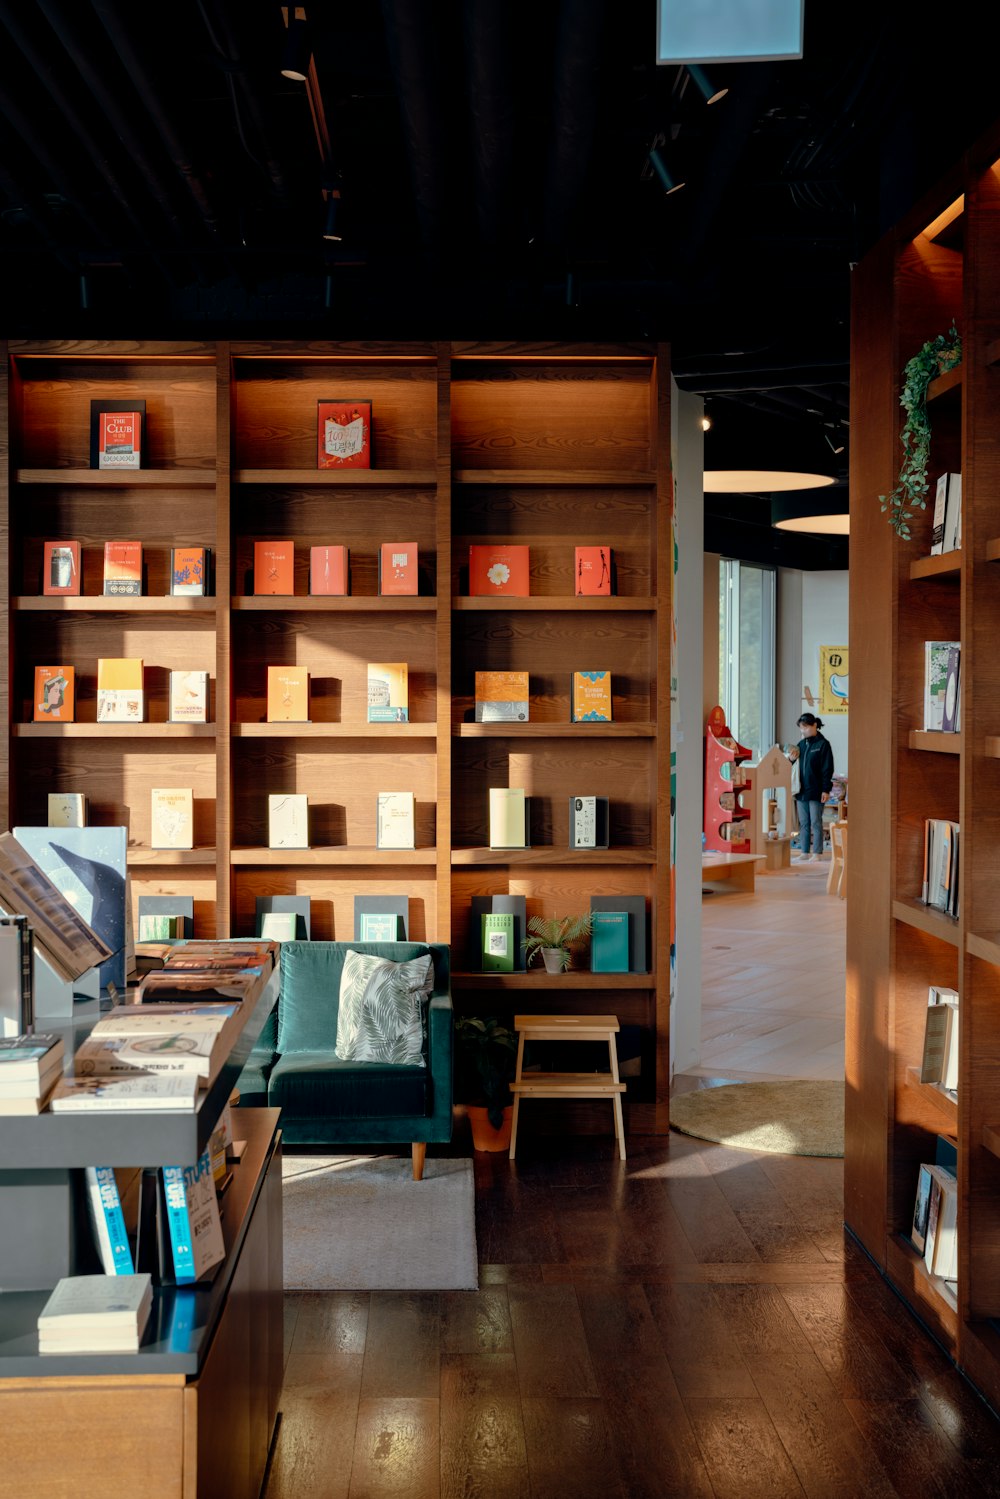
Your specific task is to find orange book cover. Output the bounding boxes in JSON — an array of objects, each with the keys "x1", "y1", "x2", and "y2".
[
  {"x1": 267, "y1": 666, "x2": 310, "y2": 722},
  {"x1": 571, "y1": 670, "x2": 612, "y2": 722},
  {"x1": 103, "y1": 540, "x2": 142, "y2": 597},
  {"x1": 254, "y1": 541, "x2": 294, "y2": 595},
  {"x1": 575, "y1": 545, "x2": 613, "y2": 596},
  {"x1": 474, "y1": 671, "x2": 529, "y2": 722},
  {"x1": 97, "y1": 658, "x2": 144, "y2": 722},
  {"x1": 309, "y1": 545, "x2": 348, "y2": 595},
  {"x1": 42, "y1": 541, "x2": 81, "y2": 596},
  {"x1": 379, "y1": 542, "x2": 419, "y2": 596},
  {"x1": 33, "y1": 665, "x2": 75, "y2": 722},
  {"x1": 317, "y1": 400, "x2": 372, "y2": 469},
  {"x1": 469, "y1": 545, "x2": 530, "y2": 597}
]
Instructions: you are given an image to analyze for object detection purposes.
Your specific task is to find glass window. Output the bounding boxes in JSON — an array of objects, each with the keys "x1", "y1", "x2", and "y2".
[{"x1": 719, "y1": 559, "x2": 776, "y2": 758}]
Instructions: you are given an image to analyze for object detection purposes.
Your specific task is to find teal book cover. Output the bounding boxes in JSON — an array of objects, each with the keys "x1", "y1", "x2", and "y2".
[
  {"x1": 482, "y1": 912, "x2": 515, "y2": 972},
  {"x1": 590, "y1": 910, "x2": 630, "y2": 972},
  {"x1": 360, "y1": 912, "x2": 401, "y2": 941}
]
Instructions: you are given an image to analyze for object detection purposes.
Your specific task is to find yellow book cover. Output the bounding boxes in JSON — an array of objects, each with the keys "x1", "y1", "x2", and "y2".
[
  {"x1": 571, "y1": 670, "x2": 612, "y2": 722},
  {"x1": 368, "y1": 662, "x2": 409, "y2": 723},
  {"x1": 474, "y1": 670, "x2": 529, "y2": 723},
  {"x1": 150, "y1": 789, "x2": 194, "y2": 849},
  {"x1": 266, "y1": 666, "x2": 310, "y2": 722},
  {"x1": 488, "y1": 787, "x2": 527, "y2": 848},
  {"x1": 97, "y1": 658, "x2": 144, "y2": 723}
]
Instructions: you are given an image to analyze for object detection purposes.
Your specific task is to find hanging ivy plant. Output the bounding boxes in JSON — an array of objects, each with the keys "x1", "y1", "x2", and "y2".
[{"x1": 880, "y1": 322, "x2": 962, "y2": 538}]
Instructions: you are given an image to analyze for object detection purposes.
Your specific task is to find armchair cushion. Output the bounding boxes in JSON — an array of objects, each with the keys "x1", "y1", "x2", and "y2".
[
  {"x1": 269, "y1": 1051, "x2": 430, "y2": 1118},
  {"x1": 278, "y1": 939, "x2": 446, "y2": 1053},
  {"x1": 335, "y1": 949, "x2": 432, "y2": 1065}
]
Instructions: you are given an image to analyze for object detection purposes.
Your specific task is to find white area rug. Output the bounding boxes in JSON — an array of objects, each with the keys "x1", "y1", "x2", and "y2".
[{"x1": 281, "y1": 1154, "x2": 478, "y2": 1291}]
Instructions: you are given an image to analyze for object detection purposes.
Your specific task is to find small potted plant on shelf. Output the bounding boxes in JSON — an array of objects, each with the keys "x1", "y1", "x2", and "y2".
[
  {"x1": 522, "y1": 913, "x2": 593, "y2": 974},
  {"x1": 454, "y1": 1015, "x2": 518, "y2": 1151}
]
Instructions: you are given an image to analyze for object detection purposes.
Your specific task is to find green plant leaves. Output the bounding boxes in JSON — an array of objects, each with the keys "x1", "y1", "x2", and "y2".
[{"x1": 880, "y1": 322, "x2": 961, "y2": 538}]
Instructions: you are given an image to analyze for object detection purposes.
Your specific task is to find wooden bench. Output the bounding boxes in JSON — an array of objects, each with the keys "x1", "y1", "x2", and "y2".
[
  {"x1": 701, "y1": 852, "x2": 765, "y2": 894},
  {"x1": 509, "y1": 1014, "x2": 626, "y2": 1161}
]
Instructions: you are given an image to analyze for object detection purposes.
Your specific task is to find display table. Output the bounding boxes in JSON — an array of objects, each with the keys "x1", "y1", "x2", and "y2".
[{"x1": 701, "y1": 852, "x2": 765, "y2": 894}]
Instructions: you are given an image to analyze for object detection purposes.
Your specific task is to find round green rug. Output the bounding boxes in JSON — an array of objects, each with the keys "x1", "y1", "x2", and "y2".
[{"x1": 669, "y1": 1079, "x2": 844, "y2": 1157}]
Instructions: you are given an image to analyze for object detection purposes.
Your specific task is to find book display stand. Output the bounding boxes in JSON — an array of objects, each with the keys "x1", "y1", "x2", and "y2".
[{"x1": 703, "y1": 704, "x2": 754, "y2": 853}]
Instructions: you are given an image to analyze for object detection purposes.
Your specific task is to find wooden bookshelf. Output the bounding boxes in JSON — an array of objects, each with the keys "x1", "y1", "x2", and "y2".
[
  {"x1": 2, "y1": 338, "x2": 672, "y2": 1128},
  {"x1": 847, "y1": 119, "x2": 1000, "y2": 1409}
]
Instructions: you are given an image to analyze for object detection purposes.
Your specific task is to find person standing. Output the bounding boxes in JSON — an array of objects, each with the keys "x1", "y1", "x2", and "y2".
[{"x1": 790, "y1": 712, "x2": 834, "y2": 861}]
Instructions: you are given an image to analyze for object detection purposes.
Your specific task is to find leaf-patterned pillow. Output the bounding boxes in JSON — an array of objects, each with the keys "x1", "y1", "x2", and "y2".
[{"x1": 335, "y1": 950, "x2": 432, "y2": 1066}]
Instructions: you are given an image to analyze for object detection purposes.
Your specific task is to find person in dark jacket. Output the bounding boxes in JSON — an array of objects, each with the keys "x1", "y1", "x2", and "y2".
[{"x1": 790, "y1": 712, "x2": 834, "y2": 862}]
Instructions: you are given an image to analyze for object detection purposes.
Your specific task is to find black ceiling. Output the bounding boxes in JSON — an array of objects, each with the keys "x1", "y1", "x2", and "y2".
[{"x1": 0, "y1": 2, "x2": 992, "y2": 566}]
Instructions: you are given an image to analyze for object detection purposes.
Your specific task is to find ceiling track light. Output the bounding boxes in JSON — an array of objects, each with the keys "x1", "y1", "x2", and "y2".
[
  {"x1": 686, "y1": 64, "x2": 728, "y2": 106},
  {"x1": 281, "y1": 13, "x2": 311, "y2": 82},
  {"x1": 648, "y1": 146, "x2": 685, "y2": 195}
]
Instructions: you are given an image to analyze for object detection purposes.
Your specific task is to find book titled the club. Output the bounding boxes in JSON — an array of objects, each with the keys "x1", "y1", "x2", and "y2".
[
  {"x1": 42, "y1": 541, "x2": 81, "y2": 596},
  {"x1": 368, "y1": 662, "x2": 409, "y2": 722},
  {"x1": 317, "y1": 399, "x2": 372, "y2": 468},
  {"x1": 254, "y1": 541, "x2": 294, "y2": 595},
  {"x1": 150, "y1": 788, "x2": 194, "y2": 850},
  {"x1": 469, "y1": 544, "x2": 530, "y2": 597},
  {"x1": 103, "y1": 540, "x2": 142, "y2": 597},
  {"x1": 170, "y1": 546, "x2": 209, "y2": 596},
  {"x1": 572, "y1": 670, "x2": 612, "y2": 722},
  {"x1": 575, "y1": 545, "x2": 613, "y2": 596},
  {"x1": 266, "y1": 666, "x2": 310, "y2": 722},
  {"x1": 590, "y1": 910, "x2": 630, "y2": 972},
  {"x1": 379, "y1": 542, "x2": 419, "y2": 596},
  {"x1": 90, "y1": 400, "x2": 145, "y2": 470},
  {"x1": 310, "y1": 545, "x2": 349, "y2": 595},
  {"x1": 376, "y1": 791, "x2": 415, "y2": 849},
  {"x1": 33, "y1": 665, "x2": 75, "y2": 723},
  {"x1": 97, "y1": 658, "x2": 144, "y2": 722},
  {"x1": 475, "y1": 670, "x2": 529, "y2": 722},
  {"x1": 481, "y1": 911, "x2": 515, "y2": 972},
  {"x1": 268, "y1": 793, "x2": 309, "y2": 849}
]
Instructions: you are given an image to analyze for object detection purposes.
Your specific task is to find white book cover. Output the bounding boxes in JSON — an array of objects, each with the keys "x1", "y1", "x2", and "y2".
[
  {"x1": 488, "y1": 787, "x2": 526, "y2": 849},
  {"x1": 49, "y1": 1074, "x2": 198, "y2": 1111},
  {"x1": 92, "y1": 1004, "x2": 237, "y2": 1037},
  {"x1": 150, "y1": 788, "x2": 194, "y2": 850},
  {"x1": 84, "y1": 1166, "x2": 134, "y2": 1275},
  {"x1": 47, "y1": 794, "x2": 86, "y2": 828},
  {"x1": 572, "y1": 796, "x2": 597, "y2": 848},
  {"x1": 930, "y1": 472, "x2": 949, "y2": 554},
  {"x1": 376, "y1": 791, "x2": 415, "y2": 849},
  {"x1": 38, "y1": 1273, "x2": 152, "y2": 1329},
  {"x1": 168, "y1": 671, "x2": 208, "y2": 724},
  {"x1": 268, "y1": 793, "x2": 309, "y2": 849},
  {"x1": 75, "y1": 1030, "x2": 217, "y2": 1080},
  {"x1": 924, "y1": 641, "x2": 958, "y2": 731},
  {"x1": 943, "y1": 472, "x2": 962, "y2": 553}
]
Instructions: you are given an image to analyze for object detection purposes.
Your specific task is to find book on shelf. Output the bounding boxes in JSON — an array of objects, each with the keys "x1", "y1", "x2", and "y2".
[
  {"x1": 469, "y1": 544, "x2": 530, "y2": 597},
  {"x1": 368, "y1": 661, "x2": 409, "y2": 723},
  {"x1": 42, "y1": 541, "x2": 81, "y2": 596},
  {"x1": 930, "y1": 471, "x2": 962, "y2": 555},
  {"x1": 379, "y1": 542, "x2": 419, "y2": 596},
  {"x1": 940, "y1": 645, "x2": 961, "y2": 735},
  {"x1": 481, "y1": 911, "x2": 515, "y2": 972},
  {"x1": 170, "y1": 545, "x2": 209, "y2": 597},
  {"x1": 0, "y1": 1032, "x2": 62, "y2": 1084},
  {"x1": 575, "y1": 545, "x2": 613, "y2": 596},
  {"x1": 103, "y1": 540, "x2": 143, "y2": 597},
  {"x1": 47, "y1": 793, "x2": 87, "y2": 827},
  {"x1": 469, "y1": 895, "x2": 526, "y2": 971},
  {"x1": 590, "y1": 895, "x2": 648, "y2": 972},
  {"x1": 376, "y1": 791, "x2": 415, "y2": 849},
  {"x1": 922, "y1": 819, "x2": 960, "y2": 917},
  {"x1": 920, "y1": 985, "x2": 959, "y2": 1091},
  {"x1": 569, "y1": 795, "x2": 609, "y2": 849},
  {"x1": 474, "y1": 670, "x2": 529, "y2": 722},
  {"x1": 137, "y1": 913, "x2": 185, "y2": 940},
  {"x1": 930, "y1": 473, "x2": 949, "y2": 555},
  {"x1": 10, "y1": 826, "x2": 125, "y2": 992},
  {"x1": 50, "y1": 1073, "x2": 199, "y2": 1111},
  {"x1": 92, "y1": 1003, "x2": 239, "y2": 1038},
  {"x1": 0, "y1": 915, "x2": 34, "y2": 1038},
  {"x1": 571, "y1": 670, "x2": 612, "y2": 722},
  {"x1": 266, "y1": 665, "x2": 310, "y2": 722},
  {"x1": 590, "y1": 910, "x2": 630, "y2": 972},
  {"x1": 923, "y1": 641, "x2": 958, "y2": 731},
  {"x1": 33, "y1": 665, "x2": 75, "y2": 723},
  {"x1": 168, "y1": 669, "x2": 208, "y2": 724},
  {"x1": 488, "y1": 787, "x2": 528, "y2": 849},
  {"x1": 137, "y1": 895, "x2": 194, "y2": 941},
  {"x1": 84, "y1": 1166, "x2": 135, "y2": 1276},
  {"x1": 256, "y1": 895, "x2": 311, "y2": 940},
  {"x1": 150, "y1": 788, "x2": 194, "y2": 850},
  {"x1": 0, "y1": 832, "x2": 112, "y2": 984},
  {"x1": 359, "y1": 911, "x2": 402, "y2": 941},
  {"x1": 97, "y1": 657, "x2": 144, "y2": 723},
  {"x1": 268, "y1": 793, "x2": 309, "y2": 849},
  {"x1": 924, "y1": 1163, "x2": 959, "y2": 1279},
  {"x1": 310, "y1": 544, "x2": 349, "y2": 595},
  {"x1": 38, "y1": 1273, "x2": 152, "y2": 1354},
  {"x1": 260, "y1": 911, "x2": 297, "y2": 941},
  {"x1": 254, "y1": 540, "x2": 294, "y2": 595},
  {"x1": 75, "y1": 1028, "x2": 221, "y2": 1083},
  {"x1": 161, "y1": 1148, "x2": 226, "y2": 1284},
  {"x1": 353, "y1": 894, "x2": 408, "y2": 941},
  {"x1": 317, "y1": 399, "x2": 372, "y2": 468},
  {"x1": 90, "y1": 400, "x2": 145, "y2": 471},
  {"x1": 911, "y1": 1162, "x2": 934, "y2": 1254}
]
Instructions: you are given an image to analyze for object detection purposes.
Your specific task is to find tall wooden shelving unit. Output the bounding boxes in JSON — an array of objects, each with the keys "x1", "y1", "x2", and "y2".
[
  {"x1": 1, "y1": 338, "x2": 672, "y2": 1129},
  {"x1": 847, "y1": 120, "x2": 1000, "y2": 1406}
]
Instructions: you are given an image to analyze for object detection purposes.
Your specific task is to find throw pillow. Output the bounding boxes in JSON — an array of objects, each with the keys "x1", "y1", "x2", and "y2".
[{"x1": 335, "y1": 950, "x2": 432, "y2": 1066}]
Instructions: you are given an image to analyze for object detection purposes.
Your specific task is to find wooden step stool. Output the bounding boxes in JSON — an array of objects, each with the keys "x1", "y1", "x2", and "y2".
[{"x1": 509, "y1": 1014, "x2": 626, "y2": 1161}]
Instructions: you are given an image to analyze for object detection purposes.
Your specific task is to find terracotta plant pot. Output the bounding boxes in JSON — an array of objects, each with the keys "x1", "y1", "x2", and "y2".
[
  {"x1": 541, "y1": 947, "x2": 565, "y2": 974},
  {"x1": 467, "y1": 1104, "x2": 513, "y2": 1153}
]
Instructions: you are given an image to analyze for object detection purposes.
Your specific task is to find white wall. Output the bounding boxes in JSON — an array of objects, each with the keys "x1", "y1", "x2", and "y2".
[{"x1": 779, "y1": 569, "x2": 849, "y2": 774}]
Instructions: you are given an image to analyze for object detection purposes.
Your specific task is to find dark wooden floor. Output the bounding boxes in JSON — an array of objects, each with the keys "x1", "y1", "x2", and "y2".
[{"x1": 264, "y1": 1128, "x2": 1000, "y2": 1498}]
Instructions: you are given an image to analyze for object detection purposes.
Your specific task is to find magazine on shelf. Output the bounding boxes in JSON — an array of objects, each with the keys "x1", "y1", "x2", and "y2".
[
  {"x1": 84, "y1": 1166, "x2": 135, "y2": 1276},
  {"x1": 161, "y1": 1149, "x2": 225, "y2": 1283}
]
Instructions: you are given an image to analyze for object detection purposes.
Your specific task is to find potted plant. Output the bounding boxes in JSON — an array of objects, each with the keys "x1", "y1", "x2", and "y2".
[
  {"x1": 454, "y1": 1015, "x2": 518, "y2": 1151},
  {"x1": 522, "y1": 913, "x2": 593, "y2": 974},
  {"x1": 880, "y1": 321, "x2": 962, "y2": 537}
]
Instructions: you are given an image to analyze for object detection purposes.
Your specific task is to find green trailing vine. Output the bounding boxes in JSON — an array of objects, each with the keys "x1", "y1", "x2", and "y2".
[{"x1": 880, "y1": 322, "x2": 962, "y2": 538}]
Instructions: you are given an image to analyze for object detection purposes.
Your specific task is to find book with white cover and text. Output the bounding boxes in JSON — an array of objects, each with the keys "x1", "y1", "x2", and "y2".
[
  {"x1": 85, "y1": 1166, "x2": 135, "y2": 1275},
  {"x1": 50, "y1": 1073, "x2": 198, "y2": 1111},
  {"x1": 161, "y1": 1148, "x2": 225, "y2": 1283}
]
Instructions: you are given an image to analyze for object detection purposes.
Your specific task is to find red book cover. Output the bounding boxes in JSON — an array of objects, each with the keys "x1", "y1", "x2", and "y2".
[
  {"x1": 575, "y1": 545, "x2": 613, "y2": 596},
  {"x1": 469, "y1": 545, "x2": 530, "y2": 597},
  {"x1": 42, "y1": 541, "x2": 81, "y2": 596},
  {"x1": 34, "y1": 665, "x2": 75, "y2": 722},
  {"x1": 98, "y1": 410, "x2": 142, "y2": 469},
  {"x1": 317, "y1": 400, "x2": 372, "y2": 469},
  {"x1": 379, "y1": 542, "x2": 419, "y2": 596},
  {"x1": 103, "y1": 540, "x2": 143, "y2": 597},
  {"x1": 254, "y1": 541, "x2": 294, "y2": 595},
  {"x1": 309, "y1": 546, "x2": 348, "y2": 595}
]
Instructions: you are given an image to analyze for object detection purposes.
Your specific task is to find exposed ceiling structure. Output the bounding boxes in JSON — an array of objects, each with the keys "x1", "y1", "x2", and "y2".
[{"x1": 0, "y1": 2, "x2": 991, "y2": 566}]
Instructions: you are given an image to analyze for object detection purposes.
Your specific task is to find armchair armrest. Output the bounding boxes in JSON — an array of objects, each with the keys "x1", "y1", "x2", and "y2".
[
  {"x1": 236, "y1": 1007, "x2": 279, "y2": 1106},
  {"x1": 427, "y1": 991, "x2": 454, "y2": 1136}
]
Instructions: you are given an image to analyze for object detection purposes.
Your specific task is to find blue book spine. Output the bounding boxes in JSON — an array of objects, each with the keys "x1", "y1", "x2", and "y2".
[
  {"x1": 90, "y1": 1166, "x2": 134, "y2": 1275},
  {"x1": 161, "y1": 1164, "x2": 196, "y2": 1282}
]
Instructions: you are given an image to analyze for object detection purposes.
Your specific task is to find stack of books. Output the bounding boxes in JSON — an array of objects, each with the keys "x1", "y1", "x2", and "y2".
[
  {"x1": 0, "y1": 1033, "x2": 64, "y2": 1115},
  {"x1": 74, "y1": 1004, "x2": 240, "y2": 1087},
  {"x1": 37, "y1": 1273, "x2": 153, "y2": 1355}
]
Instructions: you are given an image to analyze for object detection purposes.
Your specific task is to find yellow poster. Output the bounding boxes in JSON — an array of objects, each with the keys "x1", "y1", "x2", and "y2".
[{"x1": 820, "y1": 646, "x2": 849, "y2": 714}]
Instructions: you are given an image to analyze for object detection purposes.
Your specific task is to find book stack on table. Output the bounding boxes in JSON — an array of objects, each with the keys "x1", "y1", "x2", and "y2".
[
  {"x1": 0, "y1": 1033, "x2": 64, "y2": 1115},
  {"x1": 37, "y1": 1274, "x2": 152, "y2": 1355}
]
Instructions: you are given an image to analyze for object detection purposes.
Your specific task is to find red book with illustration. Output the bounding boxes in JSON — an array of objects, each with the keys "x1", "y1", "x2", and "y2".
[
  {"x1": 254, "y1": 542, "x2": 294, "y2": 595},
  {"x1": 90, "y1": 400, "x2": 145, "y2": 470},
  {"x1": 309, "y1": 546, "x2": 349, "y2": 595},
  {"x1": 42, "y1": 541, "x2": 81, "y2": 596},
  {"x1": 469, "y1": 545, "x2": 530, "y2": 597},
  {"x1": 379, "y1": 543, "x2": 419, "y2": 596},
  {"x1": 317, "y1": 400, "x2": 372, "y2": 469},
  {"x1": 575, "y1": 545, "x2": 613, "y2": 596},
  {"x1": 34, "y1": 666, "x2": 75, "y2": 723},
  {"x1": 103, "y1": 541, "x2": 142, "y2": 597}
]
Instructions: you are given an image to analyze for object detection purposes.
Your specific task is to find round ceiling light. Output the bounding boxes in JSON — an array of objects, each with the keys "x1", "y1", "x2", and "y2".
[
  {"x1": 705, "y1": 470, "x2": 837, "y2": 494},
  {"x1": 771, "y1": 490, "x2": 850, "y2": 534}
]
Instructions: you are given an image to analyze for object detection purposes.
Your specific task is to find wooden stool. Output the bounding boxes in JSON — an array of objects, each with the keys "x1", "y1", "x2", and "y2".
[
  {"x1": 509, "y1": 1014, "x2": 626, "y2": 1161},
  {"x1": 827, "y1": 821, "x2": 847, "y2": 899}
]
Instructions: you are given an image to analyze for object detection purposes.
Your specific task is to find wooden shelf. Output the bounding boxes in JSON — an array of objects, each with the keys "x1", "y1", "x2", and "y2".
[
  {"x1": 231, "y1": 595, "x2": 435, "y2": 612},
  {"x1": 233, "y1": 468, "x2": 436, "y2": 486},
  {"x1": 126, "y1": 848, "x2": 218, "y2": 866},
  {"x1": 965, "y1": 931, "x2": 1000, "y2": 966},
  {"x1": 926, "y1": 364, "x2": 963, "y2": 402},
  {"x1": 892, "y1": 897, "x2": 960, "y2": 945},
  {"x1": 885, "y1": 1234, "x2": 959, "y2": 1350},
  {"x1": 908, "y1": 730, "x2": 962, "y2": 753},
  {"x1": 14, "y1": 722, "x2": 216, "y2": 738},
  {"x1": 456, "y1": 722, "x2": 655, "y2": 738},
  {"x1": 453, "y1": 469, "x2": 656, "y2": 486},
  {"x1": 14, "y1": 468, "x2": 214, "y2": 486},
  {"x1": 452, "y1": 595, "x2": 656, "y2": 612},
  {"x1": 453, "y1": 970, "x2": 653, "y2": 989},
  {"x1": 230, "y1": 846, "x2": 437, "y2": 866},
  {"x1": 231, "y1": 721, "x2": 435, "y2": 739},
  {"x1": 904, "y1": 1065, "x2": 958, "y2": 1130},
  {"x1": 15, "y1": 595, "x2": 216, "y2": 613},
  {"x1": 452, "y1": 846, "x2": 656, "y2": 866},
  {"x1": 909, "y1": 551, "x2": 962, "y2": 579},
  {"x1": 986, "y1": 539, "x2": 1000, "y2": 563},
  {"x1": 982, "y1": 1123, "x2": 1000, "y2": 1159},
  {"x1": 985, "y1": 739, "x2": 1000, "y2": 759}
]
